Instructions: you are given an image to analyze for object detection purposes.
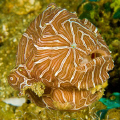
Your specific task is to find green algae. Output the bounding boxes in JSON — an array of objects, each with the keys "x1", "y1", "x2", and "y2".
[
  {"x1": 103, "y1": 2, "x2": 111, "y2": 12},
  {"x1": 96, "y1": 92, "x2": 120, "y2": 120},
  {"x1": 99, "y1": 92, "x2": 120, "y2": 109},
  {"x1": 110, "y1": 0, "x2": 120, "y2": 18},
  {"x1": 113, "y1": 8, "x2": 120, "y2": 19}
]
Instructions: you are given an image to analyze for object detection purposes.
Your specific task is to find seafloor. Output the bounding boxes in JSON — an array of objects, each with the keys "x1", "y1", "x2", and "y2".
[{"x1": 0, "y1": 0, "x2": 120, "y2": 120}]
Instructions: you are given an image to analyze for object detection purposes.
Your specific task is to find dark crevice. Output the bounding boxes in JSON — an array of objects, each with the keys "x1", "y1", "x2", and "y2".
[{"x1": 0, "y1": 42, "x2": 3, "y2": 47}]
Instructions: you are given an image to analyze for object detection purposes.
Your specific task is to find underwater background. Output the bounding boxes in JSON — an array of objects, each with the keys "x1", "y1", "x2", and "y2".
[{"x1": 0, "y1": 0, "x2": 120, "y2": 119}]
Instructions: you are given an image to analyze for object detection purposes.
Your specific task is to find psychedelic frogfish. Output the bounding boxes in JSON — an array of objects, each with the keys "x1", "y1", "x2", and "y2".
[{"x1": 8, "y1": 3, "x2": 114, "y2": 111}]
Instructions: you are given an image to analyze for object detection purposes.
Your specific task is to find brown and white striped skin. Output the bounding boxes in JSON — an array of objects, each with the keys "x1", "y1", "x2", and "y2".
[{"x1": 8, "y1": 3, "x2": 114, "y2": 110}]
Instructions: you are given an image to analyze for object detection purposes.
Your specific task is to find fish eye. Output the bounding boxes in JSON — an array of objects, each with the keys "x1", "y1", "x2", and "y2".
[{"x1": 8, "y1": 74, "x2": 16, "y2": 82}]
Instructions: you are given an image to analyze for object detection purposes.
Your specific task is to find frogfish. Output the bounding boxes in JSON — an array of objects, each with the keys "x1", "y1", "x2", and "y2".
[{"x1": 8, "y1": 3, "x2": 114, "y2": 111}]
